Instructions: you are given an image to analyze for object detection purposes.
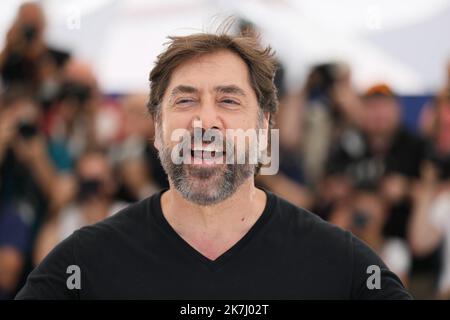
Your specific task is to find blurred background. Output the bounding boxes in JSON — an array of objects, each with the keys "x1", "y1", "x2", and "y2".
[{"x1": 1, "y1": 0, "x2": 450, "y2": 299}]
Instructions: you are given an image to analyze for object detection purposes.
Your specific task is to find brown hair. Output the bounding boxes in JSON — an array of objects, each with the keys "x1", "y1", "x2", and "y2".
[{"x1": 148, "y1": 32, "x2": 279, "y2": 128}]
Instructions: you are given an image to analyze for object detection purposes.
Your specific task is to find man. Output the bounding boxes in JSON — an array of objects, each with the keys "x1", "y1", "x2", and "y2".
[
  {"x1": 0, "y1": 2, "x2": 70, "y2": 91},
  {"x1": 325, "y1": 84, "x2": 425, "y2": 238},
  {"x1": 16, "y1": 32, "x2": 411, "y2": 299},
  {"x1": 327, "y1": 84, "x2": 425, "y2": 187}
]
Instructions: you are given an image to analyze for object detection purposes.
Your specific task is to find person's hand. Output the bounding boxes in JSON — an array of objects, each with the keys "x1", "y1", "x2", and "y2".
[
  {"x1": 4, "y1": 22, "x2": 25, "y2": 53},
  {"x1": 380, "y1": 174, "x2": 409, "y2": 204},
  {"x1": 421, "y1": 161, "x2": 439, "y2": 188},
  {"x1": 4, "y1": 20, "x2": 45, "y2": 58},
  {"x1": 12, "y1": 132, "x2": 56, "y2": 199},
  {"x1": 49, "y1": 174, "x2": 77, "y2": 216},
  {"x1": 13, "y1": 134, "x2": 47, "y2": 166},
  {"x1": 410, "y1": 161, "x2": 439, "y2": 201},
  {"x1": 0, "y1": 117, "x2": 15, "y2": 149},
  {"x1": 0, "y1": 110, "x2": 19, "y2": 163},
  {"x1": 328, "y1": 203, "x2": 352, "y2": 230}
]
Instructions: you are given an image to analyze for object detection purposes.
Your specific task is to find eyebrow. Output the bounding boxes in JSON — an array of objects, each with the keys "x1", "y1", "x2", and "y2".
[
  {"x1": 214, "y1": 85, "x2": 247, "y2": 97},
  {"x1": 169, "y1": 85, "x2": 198, "y2": 98},
  {"x1": 169, "y1": 84, "x2": 247, "y2": 102}
]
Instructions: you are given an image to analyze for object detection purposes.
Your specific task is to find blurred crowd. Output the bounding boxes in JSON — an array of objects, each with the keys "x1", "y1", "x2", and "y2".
[{"x1": 1, "y1": 3, "x2": 450, "y2": 299}]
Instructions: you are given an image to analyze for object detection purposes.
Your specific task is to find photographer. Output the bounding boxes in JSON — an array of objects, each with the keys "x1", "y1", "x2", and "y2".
[
  {"x1": 0, "y1": 87, "x2": 56, "y2": 299},
  {"x1": 0, "y1": 2, "x2": 69, "y2": 92},
  {"x1": 330, "y1": 189, "x2": 411, "y2": 287},
  {"x1": 44, "y1": 60, "x2": 101, "y2": 172},
  {"x1": 324, "y1": 84, "x2": 426, "y2": 238},
  {"x1": 408, "y1": 91, "x2": 450, "y2": 298},
  {"x1": 0, "y1": 88, "x2": 56, "y2": 200},
  {"x1": 301, "y1": 63, "x2": 364, "y2": 188}
]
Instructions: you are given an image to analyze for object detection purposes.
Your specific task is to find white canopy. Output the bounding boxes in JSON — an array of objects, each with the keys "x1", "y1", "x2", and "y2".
[{"x1": 1, "y1": 0, "x2": 449, "y2": 94}]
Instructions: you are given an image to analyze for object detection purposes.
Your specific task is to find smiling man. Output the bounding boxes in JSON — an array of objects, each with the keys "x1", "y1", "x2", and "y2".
[{"x1": 16, "y1": 32, "x2": 411, "y2": 299}]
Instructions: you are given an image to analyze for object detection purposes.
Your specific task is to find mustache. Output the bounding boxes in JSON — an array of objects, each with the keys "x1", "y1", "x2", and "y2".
[{"x1": 179, "y1": 128, "x2": 231, "y2": 152}]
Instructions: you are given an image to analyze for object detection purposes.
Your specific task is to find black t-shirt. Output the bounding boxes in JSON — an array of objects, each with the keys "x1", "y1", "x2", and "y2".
[
  {"x1": 15, "y1": 189, "x2": 412, "y2": 299},
  {"x1": 326, "y1": 127, "x2": 425, "y2": 187}
]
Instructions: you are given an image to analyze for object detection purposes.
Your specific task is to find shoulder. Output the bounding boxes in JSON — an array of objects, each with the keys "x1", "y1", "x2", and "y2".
[
  {"x1": 15, "y1": 197, "x2": 155, "y2": 300},
  {"x1": 271, "y1": 193, "x2": 353, "y2": 250},
  {"x1": 270, "y1": 193, "x2": 412, "y2": 299},
  {"x1": 276, "y1": 200, "x2": 391, "y2": 283}
]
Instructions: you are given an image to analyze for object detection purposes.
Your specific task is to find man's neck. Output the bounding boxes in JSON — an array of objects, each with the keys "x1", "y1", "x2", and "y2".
[{"x1": 160, "y1": 179, "x2": 267, "y2": 260}]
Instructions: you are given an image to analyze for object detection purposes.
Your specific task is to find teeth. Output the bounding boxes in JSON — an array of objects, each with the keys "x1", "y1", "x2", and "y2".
[
  {"x1": 192, "y1": 149, "x2": 222, "y2": 153},
  {"x1": 191, "y1": 146, "x2": 223, "y2": 152},
  {"x1": 191, "y1": 150, "x2": 224, "y2": 159}
]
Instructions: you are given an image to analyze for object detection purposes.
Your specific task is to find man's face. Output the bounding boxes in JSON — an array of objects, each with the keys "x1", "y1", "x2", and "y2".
[
  {"x1": 155, "y1": 50, "x2": 268, "y2": 205},
  {"x1": 363, "y1": 97, "x2": 400, "y2": 136},
  {"x1": 76, "y1": 154, "x2": 115, "y2": 200}
]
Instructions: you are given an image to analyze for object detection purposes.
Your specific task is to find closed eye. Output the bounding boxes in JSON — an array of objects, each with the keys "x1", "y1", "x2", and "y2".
[
  {"x1": 176, "y1": 98, "x2": 195, "y2": 105},
  {"x1": 220, "y1": 99, "x2": 240, "y2": 105}
]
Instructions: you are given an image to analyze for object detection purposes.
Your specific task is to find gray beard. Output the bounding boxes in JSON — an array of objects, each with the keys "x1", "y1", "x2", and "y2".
[{"x1": 157, "y1": 132, "x2": 256, "y2": 206}]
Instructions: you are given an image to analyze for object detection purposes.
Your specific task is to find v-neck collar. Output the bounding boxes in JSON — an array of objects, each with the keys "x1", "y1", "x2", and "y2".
[{"x1": 151, "y1": 187, "x2": 275, "y2": 271}]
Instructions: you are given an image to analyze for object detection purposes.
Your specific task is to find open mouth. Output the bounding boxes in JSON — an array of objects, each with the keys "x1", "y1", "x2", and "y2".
[{"x1": 190, "y1": 148, "x2": 225, "y2": 164}]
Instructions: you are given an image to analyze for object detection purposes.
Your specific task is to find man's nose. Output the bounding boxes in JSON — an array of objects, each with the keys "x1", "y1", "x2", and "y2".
[{"x1": 193, "y1": 100, "x2": 223, "y2": 131}]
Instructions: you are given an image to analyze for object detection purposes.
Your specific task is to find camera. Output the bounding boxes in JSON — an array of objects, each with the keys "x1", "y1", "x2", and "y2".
[
  {"x1": 77, "y1": 178, "x2": 104, "y2": 202},
  {"x1": 58, "y1": 81, "x2": 92, "y2": 106},
  {"x1": 17, "y1": 121, "x2": 38, "y2": 139},
  {"x1": 351, "y1": 209, "x2": 371, "y2": 230},
  {"x1": 21, "y1": 24, "x2": 37, "y2": 43}
]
